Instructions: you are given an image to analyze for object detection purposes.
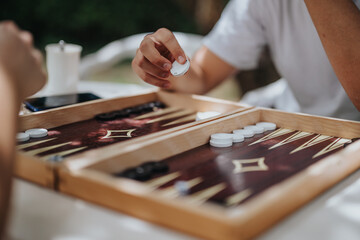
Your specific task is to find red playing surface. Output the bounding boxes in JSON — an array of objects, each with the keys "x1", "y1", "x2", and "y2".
[
  {"x1": 19, "y1": 109, "x2": 194, "y2": 158},
  {"x1": 147, "y1": 129, "x2": 348, "y2": 207}
]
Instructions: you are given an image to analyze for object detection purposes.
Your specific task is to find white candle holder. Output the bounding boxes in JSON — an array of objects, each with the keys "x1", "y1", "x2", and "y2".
[{"x1": 44, "y1": 42, "x2": 82, "y2": 95}]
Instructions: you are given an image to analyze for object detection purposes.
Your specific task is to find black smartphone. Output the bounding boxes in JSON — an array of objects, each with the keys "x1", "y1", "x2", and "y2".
[{"x1": 24, "y1": 92, "x2": 101, "y2": 112}]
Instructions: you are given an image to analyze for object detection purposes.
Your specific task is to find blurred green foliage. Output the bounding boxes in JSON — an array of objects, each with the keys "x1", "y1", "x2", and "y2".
[{"x1": 1, "y1": 0, "x2": 199, "y2": 54}]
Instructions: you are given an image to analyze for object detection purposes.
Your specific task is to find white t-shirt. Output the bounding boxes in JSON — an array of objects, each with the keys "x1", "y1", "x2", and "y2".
[{"x1": 203, "y1": 0, "x2": 360, "y2": 121}]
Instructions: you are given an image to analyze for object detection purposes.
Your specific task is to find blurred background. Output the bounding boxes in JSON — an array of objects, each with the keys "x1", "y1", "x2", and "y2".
[{"x1": 1, "y1": 0, "x2": 279, "y2": 101}]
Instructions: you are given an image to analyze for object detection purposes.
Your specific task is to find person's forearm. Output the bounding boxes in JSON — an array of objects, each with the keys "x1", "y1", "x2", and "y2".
[
  {"x1": 0, "y1": 67, "x2": 20, "y2": 159},
  {"x1": 0, "y1": 68, "x2": 20, "y2": 237},
  {"x1": 168, "y1": 47, "x2": 237, "y2": 94},
  {"x1": 305, "y1": 0, "x2": 360, "y2": 110},
  {"x1": 167, "y1": 61, "x2": 208, "y2": 94}
]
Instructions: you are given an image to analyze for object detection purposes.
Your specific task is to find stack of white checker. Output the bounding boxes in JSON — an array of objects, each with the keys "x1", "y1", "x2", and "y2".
[
  {"x1": 17, "y1": 128, "x2": 48, "y2": 142},
  {"x1": 210, "y1": 122, "x2": 276, "y2": 148}
]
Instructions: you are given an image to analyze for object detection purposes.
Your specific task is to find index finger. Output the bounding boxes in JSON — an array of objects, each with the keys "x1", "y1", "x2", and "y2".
[
  {"x1": 19, "y1": 31, "x2": 33, "y2": 47},
  {"x1": 1, "y1": 21, "x2": 20, "y2": 33},
  {"x1": 153, "y1": 28, "x2": 187, "y2": 64}
]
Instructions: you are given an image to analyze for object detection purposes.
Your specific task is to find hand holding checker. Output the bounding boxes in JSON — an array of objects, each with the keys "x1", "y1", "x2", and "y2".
[
  {"x1": 132, "y1": 28, "x2": 188, "y2": 89},
  {"x1": 132, "y1": 28, "x2": 237, "y2": 95}
]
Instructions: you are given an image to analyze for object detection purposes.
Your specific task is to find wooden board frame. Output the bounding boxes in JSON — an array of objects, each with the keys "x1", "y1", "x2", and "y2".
[
  {"x1": 58, "y1": 108, "x2": 360, "y2": 240},
  {"x1": 15, "y1": 90, "x2": 249, "y2": 188}
]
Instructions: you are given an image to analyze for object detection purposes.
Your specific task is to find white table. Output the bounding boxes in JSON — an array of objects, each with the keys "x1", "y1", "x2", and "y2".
[{"x1": 9, "y1": 81, "x2": 360, "y2": 240}]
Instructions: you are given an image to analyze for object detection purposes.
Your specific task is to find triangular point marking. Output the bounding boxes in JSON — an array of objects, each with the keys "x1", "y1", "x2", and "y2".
[
  {"x1": 312, "y1": 138, "x2": 351, "y2": 158},
  {"x1": 269, "y1": 131, "x2": 313, "y2": 150},
  {"x1": 249, "y1": 128, "x2": 295, "y2": 146},
  {"x1": 290, "y1": 134, "x2": 333, "y2": 154}
]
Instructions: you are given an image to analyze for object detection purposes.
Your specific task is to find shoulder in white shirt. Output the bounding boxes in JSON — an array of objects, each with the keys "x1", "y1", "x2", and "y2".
[{"x1": 203, "y1": 0, "x2": 360, "y2": 120}]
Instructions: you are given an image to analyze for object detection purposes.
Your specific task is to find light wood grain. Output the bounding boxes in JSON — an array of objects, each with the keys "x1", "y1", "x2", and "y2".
[
  {"x1": 14, "y1": 153, "x2": 55, "y2": 188},
  {"x1": 158, "y1": 90, "x2": 249, "y2": 113},
  {"x1": 58, "y1": 169, "x2": 237, "y2": 240},
  {"x1": 259, "y1": 107, "x2": 360, "y2": 139}
]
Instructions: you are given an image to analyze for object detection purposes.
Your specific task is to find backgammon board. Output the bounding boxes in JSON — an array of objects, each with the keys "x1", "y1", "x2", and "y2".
[
  {"x1": 57, "y1": 108, "x2": 360, "y2": 240},
  {"x1": 16, "y1": 90, "x2": 248, "y2": 188}
]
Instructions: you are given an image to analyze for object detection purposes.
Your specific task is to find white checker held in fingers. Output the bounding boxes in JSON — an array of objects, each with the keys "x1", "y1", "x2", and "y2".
[
  {"x1": 232, "y1": 129, "x2": 254, "y2": 138},
  {"x1": 170, "y1": 59, "x2": 190, "y2": 76},
  {"x1": 256, "y1": 122, "x2": 277, "y2": 131},
  {"x1": 25, "y1": 128, "x2": 48, "y2": 138},
  {"x1": 244, "y1": 125, "x2": 264, "y2": 134},
  {"x1": 17, "y1": 132, "x2": 30, "y2": 142}
]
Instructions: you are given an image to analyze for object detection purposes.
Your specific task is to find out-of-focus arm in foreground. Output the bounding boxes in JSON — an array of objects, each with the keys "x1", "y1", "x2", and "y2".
[{"x1": 0, "y1": 21, "x2": 46, "y2": 239}]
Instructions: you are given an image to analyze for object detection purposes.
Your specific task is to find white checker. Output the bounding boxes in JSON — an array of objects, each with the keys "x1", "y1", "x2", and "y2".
[
  {"x1": 170, "y1": 59, "x2": 190, "y2": 76},
  {"x1": 209, "y1": 140, "x2": 232, "y2": 148},
  {"x1": 196, "y1": 111, "x2": 221, "y2": 121},
  {"x1": 17, "y1": 132, "x2": 30, "y2": 142},
  {"x1": 174, "y1": 181, "x2": 190, "y2": 196},
  {"x1": 232, "y1": 134, "x2": 244, "y2": 143},
  {"x1": 210, "y1": 138, "x2": 230, "y2": 144},
  {"x1": 232, "y1": 129, "x2": 254, "y2": 138},
  {"x1": 25, "y1": 128, "x2": 48, "y2": 138},
  {"x1": 256, "y1": 122, "x2": 277, "y2": 131},
  {"x1": 211, "y1": 133, "x2": 233, "y2": 143},
  {"x1": 244, "y1": 125, "x2": 264, "y2": 134}
]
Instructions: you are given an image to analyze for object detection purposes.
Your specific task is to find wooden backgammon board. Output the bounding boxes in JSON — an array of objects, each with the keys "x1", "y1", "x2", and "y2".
[
  {"x1": 15, "y1": 90, "x2": 248, "y2": 188},
  {"x1": 58, "y1": 108, "x2": 360, "y2": 240},
  {"x1": 15, "y1": 93, "x2": 360, "y2": 240}
]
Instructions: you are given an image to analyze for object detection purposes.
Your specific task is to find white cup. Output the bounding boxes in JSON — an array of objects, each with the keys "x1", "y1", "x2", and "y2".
[{"x1": 44, "y1": 43, "x2": 82, "y2": 95}]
